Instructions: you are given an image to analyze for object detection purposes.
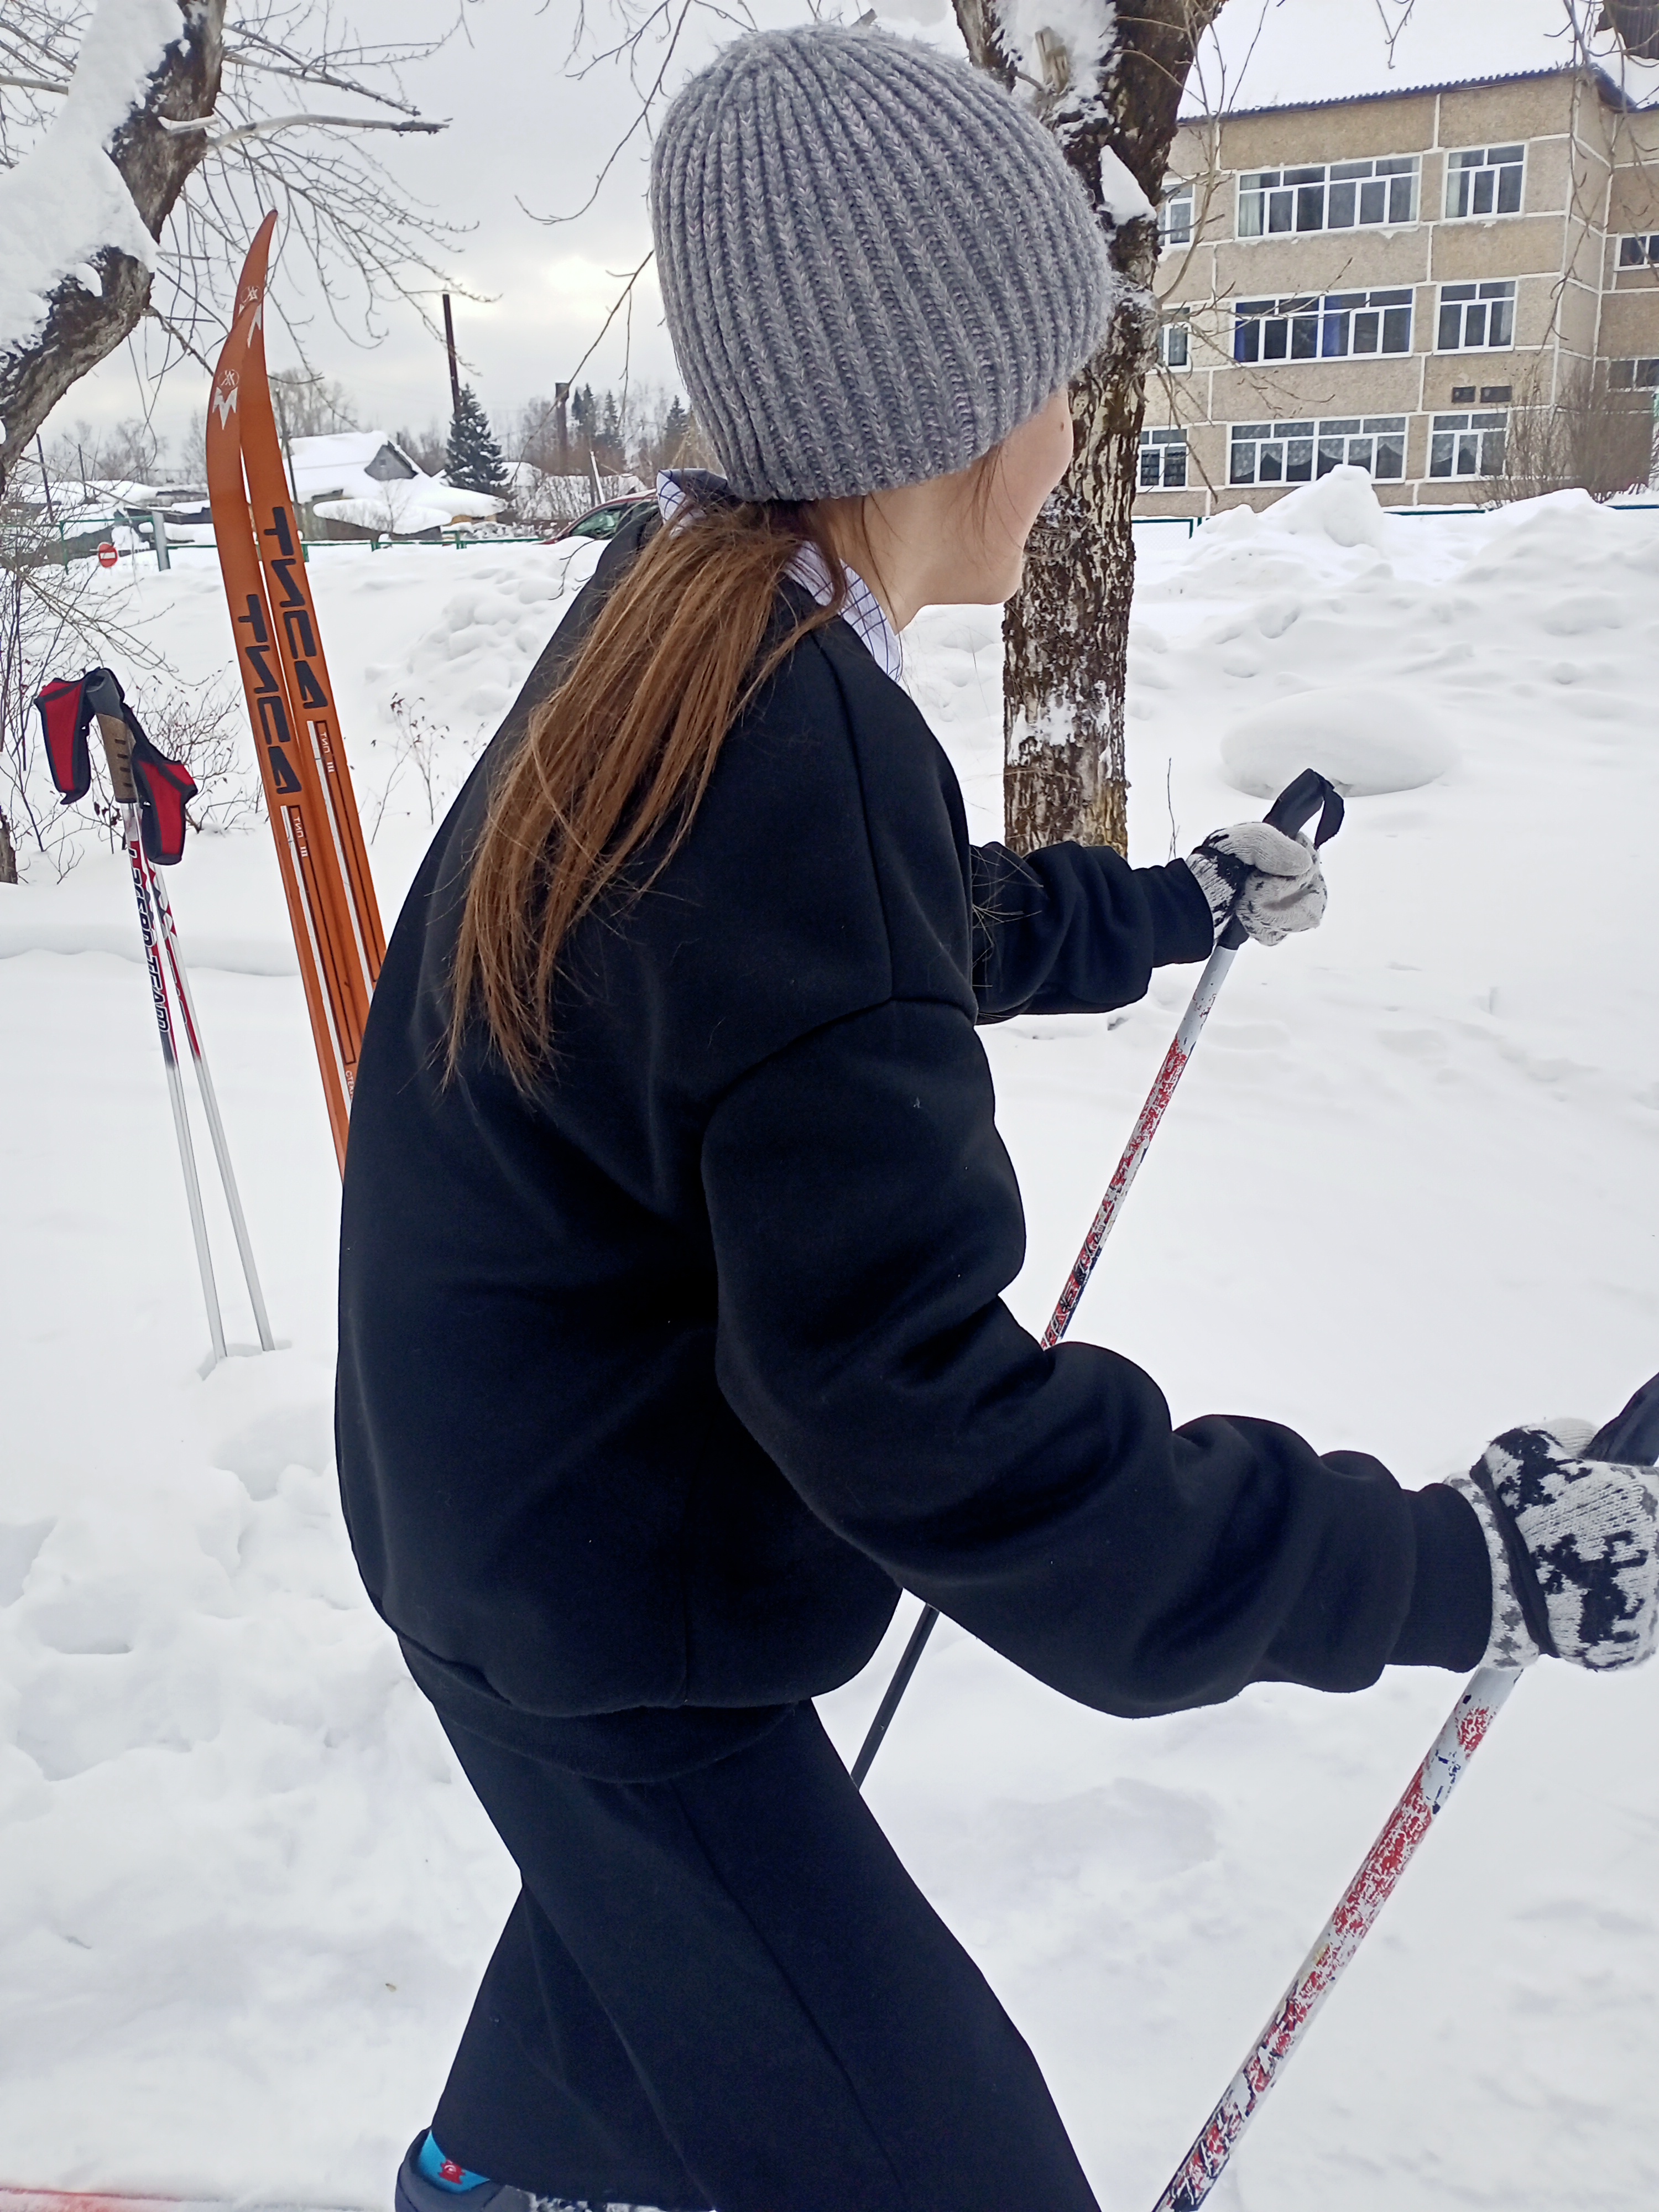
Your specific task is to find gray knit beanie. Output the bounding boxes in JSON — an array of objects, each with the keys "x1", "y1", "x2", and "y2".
[{"x1": 649, "y1": 23, "x2": 1117, "y2": 502}]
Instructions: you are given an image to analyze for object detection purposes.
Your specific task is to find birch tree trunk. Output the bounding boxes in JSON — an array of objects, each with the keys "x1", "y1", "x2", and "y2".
[{"x1": 954, "y1": 0, "x2": 1228, "y2": 853}]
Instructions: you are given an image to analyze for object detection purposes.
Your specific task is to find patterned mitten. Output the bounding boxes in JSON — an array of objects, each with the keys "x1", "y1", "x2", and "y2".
[
  {"x1": 1448, "y1": 1423, "x2": 1659, "y2": 1671},
  {"x1": 1184, "y1": 822, "x2": 1327, "y2": 947}
]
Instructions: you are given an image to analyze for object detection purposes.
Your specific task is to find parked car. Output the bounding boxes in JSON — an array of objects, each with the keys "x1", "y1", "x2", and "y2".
[{"x1": 545, "y1": 494, "x2": 654, "y2": 545}]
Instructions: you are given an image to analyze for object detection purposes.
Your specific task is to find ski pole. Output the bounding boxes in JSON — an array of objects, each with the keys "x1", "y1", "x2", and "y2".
[
  {"x1": 138, "y1": 846, "x2": 275, "y2": 1351},
  {"x1": 852, "y1": 769, "x2": 1345, "y2": 1788},
  {"x1": 90, "y1": 700, "x2": 228, "y2": 1369},
  {"x1": 1151, "y1": 1370, "x2": 1659, "y2": 2211}
]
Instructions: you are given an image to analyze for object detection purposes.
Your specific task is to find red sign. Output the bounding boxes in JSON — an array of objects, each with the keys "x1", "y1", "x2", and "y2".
[{"x1": 96, "y1": 541, "x2": 118, "y2": 569}]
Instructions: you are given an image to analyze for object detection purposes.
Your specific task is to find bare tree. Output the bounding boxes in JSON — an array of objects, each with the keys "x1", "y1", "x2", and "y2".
[
  {"x1": 0, "y1": 489, "x2": 167, "y2": 881},
  {"x1": 1489, "y1": 366, "x2": 1656, "y2": 502},
  {"x1": 954, "y1": 1, "x2": 1229, "y2": 853},
  {"x1": 0, "y1": 0, "x2": 460, "y2": 488}
]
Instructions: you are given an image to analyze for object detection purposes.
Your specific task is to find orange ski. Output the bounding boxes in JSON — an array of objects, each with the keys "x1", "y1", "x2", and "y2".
[{"x1": 206, "y1": 215, "x2": 382, "y2": 1170}]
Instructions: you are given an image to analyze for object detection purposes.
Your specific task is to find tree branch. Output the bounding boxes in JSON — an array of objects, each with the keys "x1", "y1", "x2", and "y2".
[
  {"x1": 0, "y1": 0, "x2": 223, "y2": 481},
  {"x1": 158, "y1": 106, "x2": 447, "y2": 148}
]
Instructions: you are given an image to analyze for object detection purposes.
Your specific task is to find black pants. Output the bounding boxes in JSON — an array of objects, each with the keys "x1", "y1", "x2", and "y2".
[{"x1": 430, "y1": 1700, "x2": 1100, "y2": 2212}]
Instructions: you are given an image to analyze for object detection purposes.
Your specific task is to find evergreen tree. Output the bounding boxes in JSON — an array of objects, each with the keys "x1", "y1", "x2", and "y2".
[
  {"x1": 660, "y1": 396, "x2": 690, "y2": 465},
  {"x1": 445, "y1": 385, "x2": 510, "y2": 497}
]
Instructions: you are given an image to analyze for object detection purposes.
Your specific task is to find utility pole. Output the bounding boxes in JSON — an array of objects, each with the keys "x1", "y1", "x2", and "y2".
[
  {"x1": 442, "y1": 294, "x2": 463, "y2": 422},
  {"x1": 555, "y1": 381, "x2": 571, "y2": 469}
]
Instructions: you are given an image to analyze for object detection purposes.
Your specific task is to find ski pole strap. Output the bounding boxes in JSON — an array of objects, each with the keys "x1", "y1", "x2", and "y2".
[
  {"x1": 34, "y1": 676, "x2": 95, "y2": 802},
  {"x1": 1218, "y1": 768, "x2": 1345, "y2": 953},
  {"x1": 80, "y1": 667, "x2": 197, "y2": 864}
]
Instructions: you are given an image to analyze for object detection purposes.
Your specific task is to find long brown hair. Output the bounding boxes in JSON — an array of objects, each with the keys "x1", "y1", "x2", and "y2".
[{"x1": 447, "y1": 495, "x2": 853, "y2": 1088}]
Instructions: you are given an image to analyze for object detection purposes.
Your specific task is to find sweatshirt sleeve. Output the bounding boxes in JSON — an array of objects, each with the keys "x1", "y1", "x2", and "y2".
[
  {"x1": 701, "y1": 994, "x2": 1489, "y2": 1715},
  {"x1": 971, "y1": 841, "x2": 1214, "y2": 1022}
]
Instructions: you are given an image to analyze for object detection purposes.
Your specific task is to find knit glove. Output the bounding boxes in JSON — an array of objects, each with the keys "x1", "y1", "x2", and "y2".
[
  {"x1": 1184, "y1": 822, "x2": 1327, "y2": 947},
  {"x1": 1448, "y1": 1422, "x2": 1659, "y2": 1671}
]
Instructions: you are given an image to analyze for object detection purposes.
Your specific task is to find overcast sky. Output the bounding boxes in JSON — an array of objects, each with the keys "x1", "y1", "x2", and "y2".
[{"x1": 54, "y1": 0, "x2": 1645, "y2": 469}]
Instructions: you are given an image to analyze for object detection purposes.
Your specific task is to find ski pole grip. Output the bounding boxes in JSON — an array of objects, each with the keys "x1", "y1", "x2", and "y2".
[
  {"x1": 1217, "y1": 769, "x2": 1345, "y2": 952},
  {"x1": 1263, "y1": 766, "x2": 1344, "y2": 848},
  {"x1": 95, "y1": 714, "x2": 138, "y2": 804},
  {"x1": 82, "y1": 668, "x2": 139, "y2": 804},
  {"x1": 1587, "y1": 1370, "x2": 1659, "y2": 1464}
]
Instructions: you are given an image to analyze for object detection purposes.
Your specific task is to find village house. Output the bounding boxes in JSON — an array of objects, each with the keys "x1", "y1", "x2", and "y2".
[{"x1": 1138, "y1": 65, "x2": 1659, "y2": 514}]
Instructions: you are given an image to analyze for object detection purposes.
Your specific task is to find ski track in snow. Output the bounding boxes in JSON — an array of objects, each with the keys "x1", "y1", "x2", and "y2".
[{"x1": 1, "y1": 482, "x2": 1656, "y2": 2209}]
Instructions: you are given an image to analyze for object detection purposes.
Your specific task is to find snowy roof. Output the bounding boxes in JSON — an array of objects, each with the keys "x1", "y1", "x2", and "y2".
[
  {"x1": 288, "y1": 434, "x2": 425, "y2": 500},
  {"x1": 1179, "y1": 0, "x2": 1659, "y2": 127},
  {"x1": 289, "y1": 431, "x2": 502, "y2": 534},
  {"x1": 1181, "y1": 62, "x2": 1637, "y2": 127}
]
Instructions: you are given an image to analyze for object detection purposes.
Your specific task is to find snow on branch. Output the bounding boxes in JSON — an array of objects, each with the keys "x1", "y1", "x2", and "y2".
[{"x1": 0, "y1": 0, "x2": 184, "y2": 369}]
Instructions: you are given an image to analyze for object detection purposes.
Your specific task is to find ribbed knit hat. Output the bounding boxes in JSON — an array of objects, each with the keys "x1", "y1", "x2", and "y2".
[{"x1": 649, "y1": 24, "x2": 1117, "y2": 503}]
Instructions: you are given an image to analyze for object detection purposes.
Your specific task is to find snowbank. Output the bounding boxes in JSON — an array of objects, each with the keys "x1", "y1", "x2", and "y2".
[
  {"x1": 1221, "y1": 685, "x2": 1457, "y2": 798},
  {"x1": 2, "y1": 492, "x2": 1657, "y2": 2211}
]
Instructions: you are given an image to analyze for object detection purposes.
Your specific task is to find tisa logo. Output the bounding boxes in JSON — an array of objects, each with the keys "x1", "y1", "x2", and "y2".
[{"x1": 212, "y1": 373, "x2": 241, "y2": 429}]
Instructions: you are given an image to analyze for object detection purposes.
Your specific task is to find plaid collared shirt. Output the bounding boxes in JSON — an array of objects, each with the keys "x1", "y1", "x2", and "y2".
[{"x1": 655, "y1": 471, "x2": 904, "y2": 683}]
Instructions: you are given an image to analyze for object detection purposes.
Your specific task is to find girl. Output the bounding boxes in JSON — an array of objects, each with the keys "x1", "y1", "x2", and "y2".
[{"x1": 337, "y1": 25, "x2": 1657, "y2": 2212}]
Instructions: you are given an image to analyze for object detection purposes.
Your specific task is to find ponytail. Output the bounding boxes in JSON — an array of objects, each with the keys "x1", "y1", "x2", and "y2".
[{"x1": 447, "y1": 498, "x2": 848, "y2": 1088}]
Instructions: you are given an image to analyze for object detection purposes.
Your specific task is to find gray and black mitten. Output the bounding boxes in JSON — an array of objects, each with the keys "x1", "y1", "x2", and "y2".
[
  {"x1": 1184, "y1": 822, "x2": 1327, "y2": 947},
  {"x1": 1448, "y1": 1422, "x2": 1659, "y2": 1671}
]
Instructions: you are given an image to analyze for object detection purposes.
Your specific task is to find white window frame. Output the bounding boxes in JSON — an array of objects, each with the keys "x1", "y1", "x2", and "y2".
[
  {"x1": 1234, "y1": 289, "x2": 1412, "y2": 364},
  {"x1": 1159, "y1": 182, "x2": 1194, "y2": 249},
  {"x1": 1618, "y1": 233, "x2": 1659, "y2": 269},
  {"x1": 1229, "y1": 421, "x2": 1316, "y2": 486},
  {"x1": 1159, "y1": 310, "x2": 1191, "y2": 370},
  {"x1": 1444, "y1": 145, "x2": 1524, "y2": 219},
  {"x1": 1314, "y1": 416, "x2": 1407, "y2": 481},
  {"x1": 1428, "y1": 409, "x2": 1507, "y2": 479},
  {"x1": 1437, "y1": 280, "x2": 1516, "y2": 352},
  {"x1": 1610, "y1": 357, "x2": 1659, "y2": 389},
  {"x1": 1237, "y1": 155, "x2": 1418, "y2": 239},
  {"x1": 1139, "y1": 427, "x2": 1189, "y2": 490}
]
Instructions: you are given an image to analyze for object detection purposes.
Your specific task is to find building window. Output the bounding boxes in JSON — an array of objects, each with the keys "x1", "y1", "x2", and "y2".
[
  {"x1": 1229, "y1": 421, "x2": 1315, "y2": 484},
  {"x1": 1139, "y1": 429, "x2": 1188, "y2": 489},
  {"x1": 1429, "y1": 409, "x2": 1507, "y2": 478},
  {"x1": 1445, "y1": 145, "x2": 1524, "y2": 218},
  {"x1": 1316, "y1": 416, "x2": 1407, "y2": 480},
  {"x1": 1160, "y1": 311, "x2": 1191, "y2": 369},
  {"x1": 1234, "y1": 289, "x2": 1412, "y2": 363},
  {"x1": 1618, "y1": 233, "x2": 1659, "y2": 267},
  {"x1": 1437, "y1": 280, "x2": 1516, "y2": 350},
  {"x1": 1238, "y1": 156, "x2": 1417, "y2": 237},
  {"x1": 1611, "y1": 357, "x2": 1659, "y2": 388},
  {"x1": 1160, "y1": 182, "x2": 1194, "y2": 248}
]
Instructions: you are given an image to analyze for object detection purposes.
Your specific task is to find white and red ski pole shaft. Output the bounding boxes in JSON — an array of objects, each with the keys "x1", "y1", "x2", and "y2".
[
  {"x1": 134, "y1": 841, "x2": 274, "y2": 1354},
  {"x1": 87, "y1": 692, "x2": 228, "y2": 1368},
  {"x1": 1151, "y1": 1368, "x2": 1659, "y2": 2211},
  {"x1": 851, "y1": 769, "x2": 1346, "y2": 1789},
  {"x1": 84, "y1": 672, "x2": 273, "y2": 1357}
]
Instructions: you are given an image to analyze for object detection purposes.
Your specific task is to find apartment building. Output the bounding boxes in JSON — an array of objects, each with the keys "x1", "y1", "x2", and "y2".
[{"x1": 1138, "y1": 67, "x2": 1659, "y2": 514}]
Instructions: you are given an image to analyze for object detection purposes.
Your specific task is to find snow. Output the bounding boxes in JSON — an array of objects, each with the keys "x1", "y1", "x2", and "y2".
[
  {"x1": 3, "y1": 474, "x2": 1659, "y2": 2209},
  {"x1": 1221, "y1": 686, "x2": 1457, "y2": 798},
  {"x1": 0, "y1": 0, "x2": 180, "y2": 376}
]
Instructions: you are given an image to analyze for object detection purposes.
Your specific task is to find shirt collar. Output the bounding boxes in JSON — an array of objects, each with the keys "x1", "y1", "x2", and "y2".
[{"x1": 655, "y1": 471, "x2": 903, "y2": 684}]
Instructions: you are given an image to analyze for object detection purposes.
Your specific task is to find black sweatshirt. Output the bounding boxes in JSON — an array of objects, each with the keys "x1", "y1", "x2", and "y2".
[{"x1": 336, "y1": 515, "x2": 1490, "y2": 1761}]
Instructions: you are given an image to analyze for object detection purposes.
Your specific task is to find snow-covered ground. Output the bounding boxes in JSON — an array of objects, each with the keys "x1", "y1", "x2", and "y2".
[{"x1": 2, "y1": 477, "x2": 1656, "y2": 2211}]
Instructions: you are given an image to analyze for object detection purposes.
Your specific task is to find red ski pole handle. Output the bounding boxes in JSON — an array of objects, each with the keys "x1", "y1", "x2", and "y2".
[{"x1": 1218, "y1": 767, "x2": 1345, "y2": 953}]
